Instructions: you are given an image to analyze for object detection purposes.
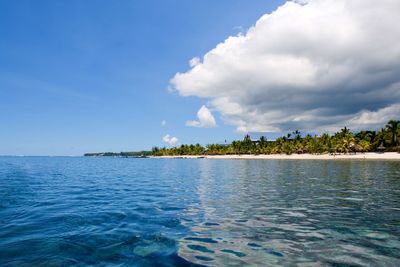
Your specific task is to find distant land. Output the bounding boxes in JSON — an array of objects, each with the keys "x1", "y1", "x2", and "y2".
[
  {"x1": 84, "y1": 120, "x2": 400, "y2": 158},
  {"x1": 84, "y1": 151, "x2": 151, "y2": 157}
]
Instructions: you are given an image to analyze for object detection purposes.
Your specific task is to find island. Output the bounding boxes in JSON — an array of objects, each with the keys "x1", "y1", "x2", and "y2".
[{"x1": 86, "y1": 120, "x2": 400, "y2": 160}]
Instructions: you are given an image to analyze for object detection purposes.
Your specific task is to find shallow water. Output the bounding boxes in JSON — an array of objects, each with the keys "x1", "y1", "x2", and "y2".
[{"x1": 0, "y1": 157, "x2": 399, "y2": 266}]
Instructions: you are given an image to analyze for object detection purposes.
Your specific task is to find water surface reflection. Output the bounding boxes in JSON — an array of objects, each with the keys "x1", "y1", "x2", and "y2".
[
  {"x1": 0, "y1": 157, "x2": 399, "y2": 266},
  {"x1": 178, "y1": 160, "x2": 400, "y2": 266}
]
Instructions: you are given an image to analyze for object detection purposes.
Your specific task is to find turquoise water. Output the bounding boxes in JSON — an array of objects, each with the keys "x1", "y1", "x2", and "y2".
[{"x1": 0, "y1": 157, "x2": 399, "y2": 266}]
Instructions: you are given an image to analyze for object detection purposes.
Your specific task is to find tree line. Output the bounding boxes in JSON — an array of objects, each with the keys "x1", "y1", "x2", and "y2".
[
  {"x1": 152, "y1": 120, "x2": 400, "y2": 156},
  {"x1": 84, "y1": 151, "x2": 152, "y2": 157}
]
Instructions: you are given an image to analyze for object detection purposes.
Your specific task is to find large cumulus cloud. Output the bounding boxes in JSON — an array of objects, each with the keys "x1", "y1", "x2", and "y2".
[{"x1": 171, "y1": 0, "x2": 400, "y2": 133}]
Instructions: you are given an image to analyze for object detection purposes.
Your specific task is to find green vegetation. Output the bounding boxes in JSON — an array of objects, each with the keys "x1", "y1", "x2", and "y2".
[
  {"x1": 152, "y1": 120, "x2": 400, "y2": 156},
  {"x1": 84, "y1": 151, "x2": 151, "y2": 157}
]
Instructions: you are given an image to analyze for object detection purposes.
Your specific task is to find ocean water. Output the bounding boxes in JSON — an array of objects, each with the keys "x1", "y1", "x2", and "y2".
[{"x1": 0, "y1": 157, "x2": 399, "y2": 266}]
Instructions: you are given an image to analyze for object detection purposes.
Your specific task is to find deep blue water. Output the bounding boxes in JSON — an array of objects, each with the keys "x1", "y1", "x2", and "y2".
[{"x1": 0, "y1": 157, "x2": 399, "y2": 266}]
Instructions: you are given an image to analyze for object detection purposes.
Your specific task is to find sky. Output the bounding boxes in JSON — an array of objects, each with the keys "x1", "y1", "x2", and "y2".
[{"x1": 1, "y1": 0, "x2": 399, "y2": 156}]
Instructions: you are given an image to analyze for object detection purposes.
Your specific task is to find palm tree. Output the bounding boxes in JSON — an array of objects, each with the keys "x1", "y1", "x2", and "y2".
[
  {"x1": 386, "y1": 120, "x2": 400, "y2": 146},
  {"x1": 338, "y1": 134, "x2": 355, "y2": 154},
  {"x1": 358, "y1": 140, "x2": 371, "y2": 153},
  {"x1": 340, "y1": 127, "x2": 350, "y2": 137},
  {"x1": 243, "y1": 134, "x2": 253, "y2": 154},
  {"x1": 293, "y1": 130, "x2": 301, "y2": 140},
  {"x1": 259, "y1": 136, "x2": 267, "y2": 149},
  {"x1": 231, "y1": 140, "x2": 241, "y2": 154}
]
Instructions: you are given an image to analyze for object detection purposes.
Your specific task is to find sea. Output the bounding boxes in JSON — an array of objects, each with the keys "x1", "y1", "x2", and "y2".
[{"x1": 0, "y1": 156, "x2": 399, "y2": 266}]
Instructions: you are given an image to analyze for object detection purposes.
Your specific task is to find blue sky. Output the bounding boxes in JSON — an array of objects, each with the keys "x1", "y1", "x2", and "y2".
[
  {"x1": 0, "y1": 0, "x2": 284, "y2": 155},
  {"x1": 2, "y1": 0, "x2": 399, "y2": 155}
]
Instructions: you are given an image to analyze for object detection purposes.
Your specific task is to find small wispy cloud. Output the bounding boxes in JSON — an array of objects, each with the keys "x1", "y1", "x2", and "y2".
[
  {"x1": 162, "y1": 134, "x2": 178, "y2": 146},
  {"x1": 186, "y1": 105, "x2": 217, "y2": 128},
  {"x1": 161, "y1": 120, "x2": 167, "y2": 126},
  {"x1": 0, "y1": 73, "x2": 96, "y2": 102}
]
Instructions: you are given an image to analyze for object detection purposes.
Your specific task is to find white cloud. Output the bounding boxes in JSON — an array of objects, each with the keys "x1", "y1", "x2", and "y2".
[
  {"x1": 171, "y1": 0, "x2": 400, "y2": 133},
  {"x1": 162, "y1": 134, "x2": 179, "y2": 146},
  {"x1": 189, "y1": 57, "x2": 201, "y2": 68},
  {"x1": 161, "y1": 120, "x2": 167, "y2": 126},
  {"x1": 186, "y1": 105, "x2": 217, "y2": 128},
  {"x1": 346, "y1": 104, "x2": 400, "y2": 129}
]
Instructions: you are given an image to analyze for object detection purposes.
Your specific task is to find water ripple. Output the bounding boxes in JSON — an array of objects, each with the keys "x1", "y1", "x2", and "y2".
[{"x1": 0, "y1": 157, "x2": 399, "y2": 266}]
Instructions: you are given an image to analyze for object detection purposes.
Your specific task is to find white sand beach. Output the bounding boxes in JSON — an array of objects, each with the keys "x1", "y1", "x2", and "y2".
[{"x1": 154, "y1": 152, "x2": 400, "y2": 160}]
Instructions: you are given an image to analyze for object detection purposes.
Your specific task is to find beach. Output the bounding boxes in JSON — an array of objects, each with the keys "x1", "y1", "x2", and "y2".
[{"x1": 153, "y1": 152, "x2": 400, "y2": 160}]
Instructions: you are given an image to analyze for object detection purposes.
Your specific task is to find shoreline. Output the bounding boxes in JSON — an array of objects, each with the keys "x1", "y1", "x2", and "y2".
[{"x1": 152, "y1": 152, "x2": 400, "y2": 160}]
